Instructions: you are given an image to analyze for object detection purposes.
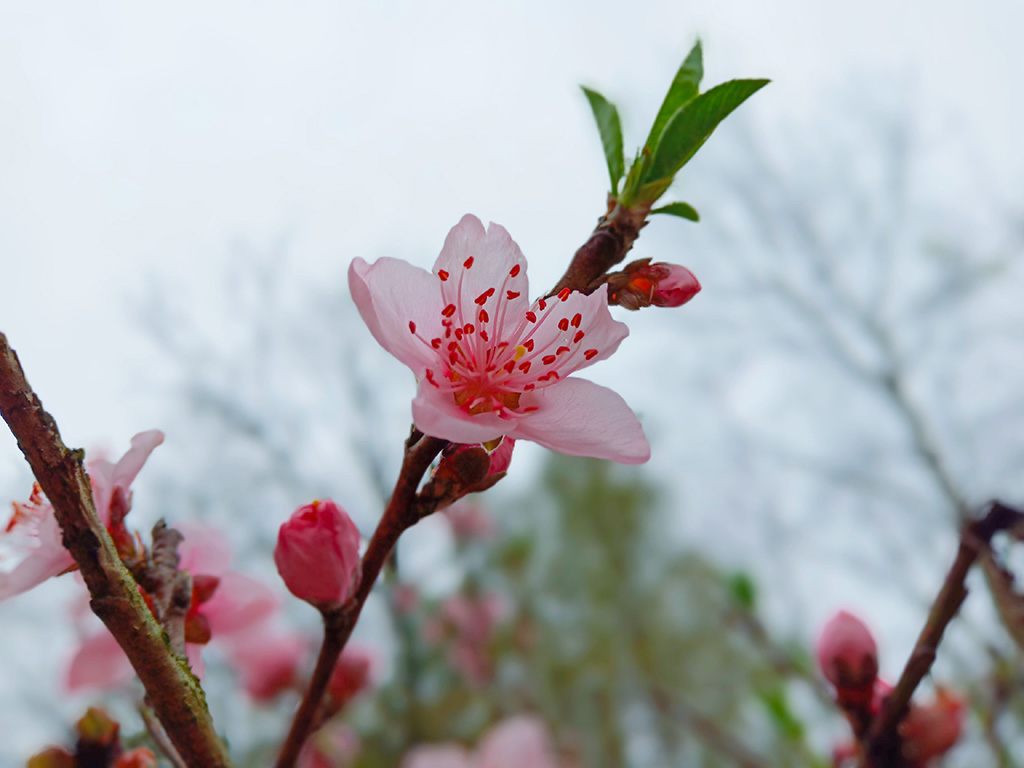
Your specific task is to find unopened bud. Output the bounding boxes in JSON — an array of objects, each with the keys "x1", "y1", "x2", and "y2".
[
  {"x1": 608, "y1": 259, "x2": 701, "y2": 310},
  {"x1": 899, "y1": 687, "x2": 964, "y2": 765},
  {"x1": 816, "y1": 611, "x2": 878, "y2": 700},
  {"x1": 275, "y1": 499, "x2": 361, "y2": 609}
]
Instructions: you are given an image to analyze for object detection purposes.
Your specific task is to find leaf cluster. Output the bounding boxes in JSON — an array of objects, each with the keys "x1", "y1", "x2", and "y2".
[{"x1": 582, "y1": 41, "x2": 768, "y2": 218}]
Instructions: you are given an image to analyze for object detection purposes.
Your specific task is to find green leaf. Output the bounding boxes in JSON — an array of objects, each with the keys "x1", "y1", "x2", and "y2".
[
  {"x1": 644, "y1": 40, "x2": 703, "y2": 154},
  {"x1": 726, "y1": 571, "x2": 757, "y2": 609},
  {"x1": 581, "y1": 86, "x2": 625, "y2": 194},
  {"x1": 650, "y1": 202, "x2": 700, "y2": 222},
  {"x1": 644, "y1": 78, "x2": 769, "y2": 184}
]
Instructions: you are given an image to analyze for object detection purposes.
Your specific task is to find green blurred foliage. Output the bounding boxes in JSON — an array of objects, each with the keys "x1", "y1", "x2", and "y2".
[{"x1": 345, "y1": 456, "x2": 826, "y2": 767}]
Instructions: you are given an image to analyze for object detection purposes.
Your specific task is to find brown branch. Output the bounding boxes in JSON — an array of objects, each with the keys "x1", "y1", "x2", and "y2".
[
  {"x1": 275, "y1": 431, "x2": 446, "y2": 768},
  {"x1": 0, "y1": 333, "x2": 233, "y2": 767},
  {"x1": 861, "y1": 500, "x2": 1024, "y2": 767},
  {"x1": 549, "y1": 200, "x2": 652, "y2": 296}
]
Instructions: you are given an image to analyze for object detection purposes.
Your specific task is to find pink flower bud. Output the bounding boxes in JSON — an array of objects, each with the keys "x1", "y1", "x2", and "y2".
[
  {"x1": 899, "y1": 687, "x2": 964, "y2": 765},
  {"x1": 609, "y1": 259, "x2": 701, "y2": 310},
  {"x1": 275, "y1": 499, "x2": 361, "y2": 609},
  {"x1": 816, "y1": 611, "x2": 878, "y2": 696}
]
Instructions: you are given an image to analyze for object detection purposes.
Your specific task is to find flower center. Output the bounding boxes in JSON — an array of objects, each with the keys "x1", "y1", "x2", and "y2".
[{"x1": 407, "y1": 258, "x2": 601, "y2": 419}]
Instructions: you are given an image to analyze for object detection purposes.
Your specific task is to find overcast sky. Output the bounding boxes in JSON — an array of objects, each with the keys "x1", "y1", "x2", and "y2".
[{"x1": 1, "y1": 0, "x2": 1022, "y2": 760}]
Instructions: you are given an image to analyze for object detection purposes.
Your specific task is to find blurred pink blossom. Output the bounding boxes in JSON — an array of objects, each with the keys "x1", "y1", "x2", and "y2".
[
  {"x1": 899, "y1": 687, "x2": 964, "y2": 766},
  {"x1": 326, "y1": 645, "x2": 376, "y2": 710},
  {"x1": 0, "y1": 430, "x2": 163, "y2": 601},
  {"x1": 66, "y1": 524, "x2": 279, "y2": 691},
  {"x1": 400, "y1": 716, "x2": 563, "y2": 768},
  {"x1": 275, "y1": 499, "x2": 362, "y2": 609},
  {"x1": 223, "y1": 630, "x2": 309, "y2": 702},
  {"x1": 443, "y1": 502, "x2": 496, "y2": 543},
  {"x1": 349, "y1": 214, "x2": 649, "y2": 464},
  {"x1": 426, "y1": 593, "x2": 507, "y2": 685},
  {"x1": 297, "y1": 721, "x2": 361, "y2": 768},
  {"x1": 816, "y1": 610, "x2": 878, "y2": 700}
]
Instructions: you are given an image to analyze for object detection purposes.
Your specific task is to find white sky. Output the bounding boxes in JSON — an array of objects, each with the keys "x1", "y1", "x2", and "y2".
[{"x1": 1, "y1": 0, "x2": 1022, "y2": 760}]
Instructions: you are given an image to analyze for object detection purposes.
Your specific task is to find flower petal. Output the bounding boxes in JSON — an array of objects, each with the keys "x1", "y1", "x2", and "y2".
[
  {"x1": 177, "y1": 522, "x2": 233, "y2": 577},
  {"x1": 112, "y1": 430, "x2": 165, "y2": 489},
  {"x1": 349, "y1": 257, "x2": 445, "y2": 375},
  {"x1": 509, "y1": 378, "x2": 649, "y2": 464},
  {"x1": 66, "y1": 628, "x2": 134, "y2": 692},
  {"x1": 433, "y1": 215, "x2": 530, "y2": 325},
  {"x1": 412, "y1": 380, "x2": 509, "y2": 444},
  {"x1": 203, "y1": 572, "x2": 280, "y2": 637}
]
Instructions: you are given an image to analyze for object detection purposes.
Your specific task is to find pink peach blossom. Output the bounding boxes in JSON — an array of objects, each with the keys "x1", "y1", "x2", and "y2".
[
  {"x1": 66, "y1": 524, "x2": 279, "y2": 691},
  {"x1": 0, "y1": 430, "x2": 163, "y2": 602},
  {"x1": 326, "y1": 645, "x2": 376, "y2": 709},
  {"x1": 349, "y1": 214, "x2": 649, "y2": 464},
  {"x1": 299, "y1": 721, "x2": 361, "y2": 768},
  {"x1": 224, "y1": 630, "x2": 309, "y2": 702},
  {"x1": 443, "y1": 502, "x2": 496, "y2": 542},
  {"x1": 401, "y1": 745, "x2": 473, "y2": 768},
  {"x1": 400, "y1": 716, "x2": 562, "y2": 768},
  {"x1": 476, "y1": 716, "x2": 561, "y2": 768},
  {"x1": 275, "y1": 499, "x2": 362, "y2": 608}
]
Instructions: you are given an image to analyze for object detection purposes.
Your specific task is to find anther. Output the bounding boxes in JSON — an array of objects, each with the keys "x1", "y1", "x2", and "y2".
[
  {"x1": 571, "y1": 313, "x2": 582, "y2": 328},
  {"x1": 558, "y1": 288, "x2": 571, "y2": 301},
  {"x1": 464, "y1": 256, "x2": 475, "y2": 268},
  {"x1": 438, "y1": 270, "x2": 450, "y2": 281},
  {"x1": 584, "y1": 349, "x2": 598, "y2": 360},
  {"x1": 558, "y1": 318, "x2": 569, "y2": 331}
]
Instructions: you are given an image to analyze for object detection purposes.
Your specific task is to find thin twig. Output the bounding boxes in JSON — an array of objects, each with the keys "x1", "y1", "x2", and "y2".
[
  {"x1": 0, "y1": 332, "x2": 233, "y2": 768},
  {"x1": 275, "y1": 432, "x2": 446, "y2": 768},
  {"x1": 139, "y1": 703, "x2": 188, "y2": 768},
  {"x1": 861, "y1": 501, "x2": 1024, "y2": 767}
]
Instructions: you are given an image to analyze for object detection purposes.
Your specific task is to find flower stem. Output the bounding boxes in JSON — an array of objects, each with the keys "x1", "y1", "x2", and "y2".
[{"x1": 275, "y1": 432, "x2": 446, "y2": 768}]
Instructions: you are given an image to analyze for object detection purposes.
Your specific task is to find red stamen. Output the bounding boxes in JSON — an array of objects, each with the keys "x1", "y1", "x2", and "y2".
[
  {"x1": 479, "y1": 309, "x2": 490, "y2": 323},
  {"x1": 475, "y1": 288, "x2": 495, "y2": 305},
  {"x1": 524, "y1": 383, "x2": 535, "y2": 391},
  {"x1": 571, "y1": 313, "x2": 582, "y2": 328},
  {"x1": 442, "y1": 304, "x2": 457, "y2": 317},
  {"x1": 526, "y1": 311, "x2": 537, "y2": 323},
  {"x1": 556, "y1": 346, "x2": 570, "y2": 355},
  {"x1": 506, "y1": 290, "x2": 520, "y2": 300},
  {"x1": 480, "y1": 330, "x2": 489, "y2": 341},
  {"x1": 464, "y1": 256, "x2": 475, "y2": 268},
  {"x1": 538, "y1": 298, "x2": 547, "y2": 310},
  {"x1": 523, "y1": 339, "x2": 535, "y2": 351},
  {"x1": 518, "y1": 361, "x2": 531, "y2": 373},
  {"x1": 573, "y1": 330, "x2": 585, "y2": 343},
  {"x1": 510, "y1": 264, "x2": 521, "y2": 277},
  {"x1": 431, "y1": 338, "x2": 442, "y2": 349},
  {"x1": 438, "y1": 270, "x2": 450, "y2": 281},
  {"x1": 504, "y1": 360, "x2": 516, "y2": 374},
  {"x1": 584, "y1": 349, "x2": 598, "y2": 360},
  {"x1": 558, "y1": 288, "x2": 571, "y2": 301},
  {"x1": 408, "y1": 321, "x2": 416, "y2": 334},
  {"x1": 542, "y1": 354, "x2": 557, "y2": 365},
  {"x1": 558, "y1": 318, "x2": 569, "y2": 331}
]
